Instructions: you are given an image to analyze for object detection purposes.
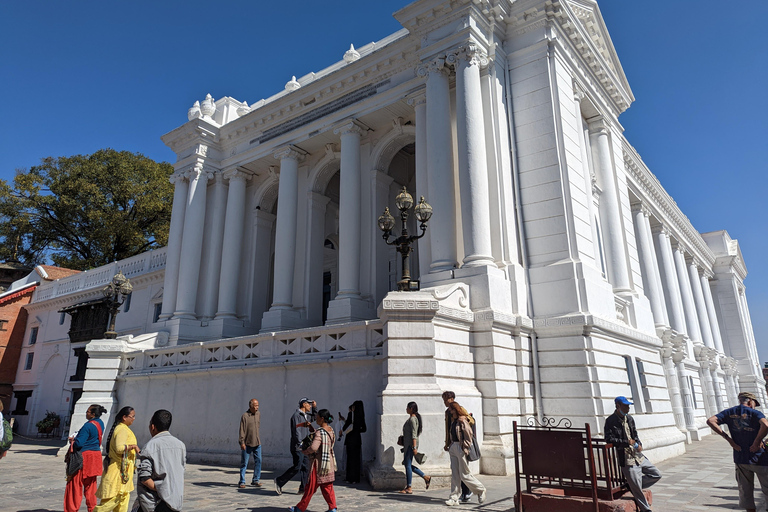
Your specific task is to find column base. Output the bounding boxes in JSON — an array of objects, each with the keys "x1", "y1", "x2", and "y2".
[
  {"x1": 260, "y1": 308, "x2": 306, "y2": 333},
  {"x1": 325, "y1": 296, "x2": 376, "y2": 325}
]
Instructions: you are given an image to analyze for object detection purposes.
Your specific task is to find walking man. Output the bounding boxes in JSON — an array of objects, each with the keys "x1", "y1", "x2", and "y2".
[
  {"x1": 238, "y1": 398, "x2": 262, "y2": 488},
  {"x1": 707, "y1": 391, "x2": 768, "y2": 512},
  {"x1": 604, "y1": 396, "x2": 661, "y2": 512},
  {"x1": 136, "y1": 410, "x2": 186, "y2": 512},
  {"x1": 275, "y1": 398, "x2": 316, "y2": 495},
  {"x1": 442, "y1": 391, "x2": 472, "y2": 503}
]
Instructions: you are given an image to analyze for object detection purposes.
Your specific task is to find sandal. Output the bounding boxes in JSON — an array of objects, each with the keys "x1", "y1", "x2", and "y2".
[
  {"x1": 424, "y1": 475, "x2": 431, "y2": 490},
  {"x1": 398, "y1": 487, "x2": 413, "y2": 494}
]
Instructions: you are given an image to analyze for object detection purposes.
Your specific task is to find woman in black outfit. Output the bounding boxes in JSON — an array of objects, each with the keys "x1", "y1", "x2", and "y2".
[{"x1": 340, "y1": 400, "x2": 366, "y2": 483}]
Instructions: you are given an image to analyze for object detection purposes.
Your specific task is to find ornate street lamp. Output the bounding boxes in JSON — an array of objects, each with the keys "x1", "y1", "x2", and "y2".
[
  {"x1": 102, "y1": 271, "x2": 133, "y2": 339},
  {"x1": 377, "y1": 186, "x2": 433, "y2": 291}
]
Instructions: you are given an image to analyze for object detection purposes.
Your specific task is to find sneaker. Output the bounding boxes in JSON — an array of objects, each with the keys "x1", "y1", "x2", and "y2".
[
  {"x1": 478, "y1": 490, "x2": 486, "y2": 504},
  {"x1": 274, "y1": 479, "x2": 282, "y2": 495},
  {"x1": 238, "y1": 483, "x2": 246, "y2": 489},
  {"x1": 445, "y1": 499, "x2": 460, "y2": 506},
  {"x1": 288, "y1": 508, "x2": 301, "y2": 512},
  {"x1": 328, "y1": 509, "x2": 338, "y2": 512},
  {"x1": 460, "y1": 492, "x2": 473, "y2": 503},
  {"x1": 251, "y1": 481, "x2": 262, "y2": 487}
]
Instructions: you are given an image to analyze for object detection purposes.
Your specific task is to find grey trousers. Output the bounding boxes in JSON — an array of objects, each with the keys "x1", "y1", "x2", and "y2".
[
  {"x1": 621, "y1": 458, "x2": 662, "y2": 512},
  {"x1": 735, "y1": 463, "x2": 768, "y2": 510}
]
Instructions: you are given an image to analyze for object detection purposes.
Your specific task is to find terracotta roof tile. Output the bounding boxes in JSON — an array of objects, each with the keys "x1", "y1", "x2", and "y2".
[{"x1": 38, "y1": 265, "x2": 82, "y2": 281}]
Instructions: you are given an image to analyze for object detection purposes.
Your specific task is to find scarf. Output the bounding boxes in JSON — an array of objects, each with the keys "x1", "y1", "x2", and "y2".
[{"x1": 317, "y1": 427, "x2": 335, "y2": 476}]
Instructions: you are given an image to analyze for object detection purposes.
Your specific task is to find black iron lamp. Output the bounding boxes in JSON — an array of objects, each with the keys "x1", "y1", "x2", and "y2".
[
  {"x1": 102, "y1": 271, "x2": 133, "y2": 339},
  {"x1": 377, "y1": 186, "x2": 432, "y2": 291}
]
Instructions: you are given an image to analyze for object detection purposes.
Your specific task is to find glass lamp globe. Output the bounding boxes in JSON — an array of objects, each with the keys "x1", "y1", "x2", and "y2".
[
  {"x1": 112, "y1": 272, "x2": 127, "y2": 287},
  {"x1": 395, "y1": 186, "x2": 414, "y2": 212},
  {"x1": 102, "y1": 285, "x2": 115, "y2": 298},
  {"x1": 378, "y1": 207, "x2": 396, "y2": 232},
  {"x1": 414, "y1": 196, "x2": 433, "y2": 223}
]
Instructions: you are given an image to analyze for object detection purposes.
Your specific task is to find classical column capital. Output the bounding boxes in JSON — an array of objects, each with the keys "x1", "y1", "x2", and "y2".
[
  {"x1": 185, "y1": 161, "x2": 214, "y2": 182},
  {"x1": 651, "y1": 222, "x2": 669, "y2": 236},
  {"x1": 333, "y1": 119, "x2": 368, "y2": 137},
  {"x1": 407, "y1": 91, "x2": 427, "y2": 108},
  {"x1": 630, "y1": 201, "x2": 651, "y2": 216},
  {"x1": 700, "y1": 268, "x2": 714, "y2": 280},
  {"x1": 169, "y1": 171, "x2": 187, "y2": 185},
  {"x1": 418, "y1": 56, "x2": 449, "y2": 77},
  {"x1": 273, "y1": 145, "x2": 308, "y2": 162},
  {"x1": 222, "y1": 168, "x2": 253, "y2": 183},
  {"x1": 447, "y1": 43, "x2": 489, "y2": 68},
  {"x1": 573, "y1": 84, "x2": 587, "y2": 103},
  {"x1": 586, "y1": 116, "x2": 610, "y2": 136}
]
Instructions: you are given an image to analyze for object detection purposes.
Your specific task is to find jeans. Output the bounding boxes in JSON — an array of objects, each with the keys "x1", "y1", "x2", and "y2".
[
  {"x1": 239, "y1": 445, "x2": 262, "y2": 484},
  {"x1": 403, "y1": 446, "x2": 425, "y2": 487},
  {"x1": 276, "y1": 448, "x2": 310, "y2": 489},
  {"x1": 621, "y1": 457, "x2": 662, "y2": 512}
]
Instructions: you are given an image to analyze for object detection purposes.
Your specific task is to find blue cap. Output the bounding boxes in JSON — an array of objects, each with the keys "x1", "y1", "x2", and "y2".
[{"x1": 615, "y1": 396, "x2": 633, "y2": 405}]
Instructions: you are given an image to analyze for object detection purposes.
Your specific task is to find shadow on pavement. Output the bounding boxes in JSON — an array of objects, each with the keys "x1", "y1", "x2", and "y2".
[{"x1": 11, "y1": 447, "x2": 61, "y2": 456}]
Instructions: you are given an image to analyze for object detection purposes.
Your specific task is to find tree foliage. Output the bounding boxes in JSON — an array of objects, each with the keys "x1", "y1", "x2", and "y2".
[{"x1": 0, "y1": 149, "x2": 174, "y2": 270}]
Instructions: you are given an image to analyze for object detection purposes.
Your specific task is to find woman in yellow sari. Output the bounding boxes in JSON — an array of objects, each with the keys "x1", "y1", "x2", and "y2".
[{"x1": 94, "y1": 406, "x2": 140, "y2": 512}]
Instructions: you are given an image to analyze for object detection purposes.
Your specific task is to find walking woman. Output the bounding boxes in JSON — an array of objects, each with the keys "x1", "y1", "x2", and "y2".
[
  {"x1": 64, "y1": 404, "x2": 107, "y2": 512},
  {"x1": 399, "y1": 401, "x2": 431, "y2": 494},
  {"x1": 445, "y1": 402, "x2": 486, "y2": 506},
  {"x1": 340, "y1": 400, "x2": 366, "y2": 483},
  {"x1": 290, "y1": 409, "x2": 338, "y2": 512},
  {"x1": 94, "y1": 406, "x2": 140, "y2": 512}
]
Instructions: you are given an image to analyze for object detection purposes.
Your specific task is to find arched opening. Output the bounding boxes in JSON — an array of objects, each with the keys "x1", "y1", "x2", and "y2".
[{"x1": 319, "y1": 174, "x2": 340, "y2": 323}]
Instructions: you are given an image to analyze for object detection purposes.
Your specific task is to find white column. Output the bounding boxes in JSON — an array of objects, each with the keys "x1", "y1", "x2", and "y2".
[
  {"x1": 422, "y1": 57, "x2": 457, "y2": 272},
  {"x1": 673, "y1": 243, "x2": 702, "y2": 344},
  {"x1": 688, "y1": 260, "x2": 715, "y2": 349},
  {"x1": 200, "y1": 172, "x2": 228, "y2": 319},
  {"x1": 408, "y1": 92, "x2": 431, "y2": 279},
  {"x1": 702, "y1": 272, "x2": 725, "y2": 354},
  {"x1": 174, "y1": 162, "x2": 212, "y2": 319},
  {"x1": 450, "y1": 44, "x2": 494, "y2": 267},
  {"x1": 672, "y1": 335, "x2": 698, "y2": 434},
  {"x1": 216, "y1": 169, "x2": 252, "y2": 318},
  {"x1": 632, "y1": 203, "x2": 668, "y2": 330},
  {"x1": 371, "y1": 170, "x2": 394, "y2": 305},
  {"x1": 587, "y1": 118, "x2": 631, "y2": 293},
  {"x1": 269, "y1": 146, "x2": 305, "y2": 310},
  {"x1": 661, "y1": 337, "x2": 685, "y2": 431},
  {"x1": 251, "y1": 209, "x2": 276, "y2": 330},
  {"x1": 159, "y1": 172, "x2": 188, "y2": 320},
  {"x1": 653, "y1": 226, "x2": 687, "y2": 335},
  {"x1": 334, "y1": 120, "x2": 365, "y2": 298}
]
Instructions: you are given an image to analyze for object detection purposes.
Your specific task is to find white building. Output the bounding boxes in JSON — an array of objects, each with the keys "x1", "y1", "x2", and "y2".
[{"x1": 12, "y1": 0, "x2": 764, "y2": 486}]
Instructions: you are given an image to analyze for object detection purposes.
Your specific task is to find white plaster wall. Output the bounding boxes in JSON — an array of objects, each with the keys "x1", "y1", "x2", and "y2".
[{"x1": 115, "y1": 357, "x2": 382, "y2": 468}]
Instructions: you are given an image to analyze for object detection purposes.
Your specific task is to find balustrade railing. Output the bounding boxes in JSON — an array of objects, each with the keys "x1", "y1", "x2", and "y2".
[
  {"x1": 33, "y1": 247, "x2": 167, "y2": 303},
  {"x1": 121, "y1": 321, "x2": 385, "y2": 375}
]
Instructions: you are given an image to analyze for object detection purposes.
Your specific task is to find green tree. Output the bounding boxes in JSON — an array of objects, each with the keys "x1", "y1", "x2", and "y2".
[{"x1": 0, "y1": 149, "x2": 174, "y2": 270}]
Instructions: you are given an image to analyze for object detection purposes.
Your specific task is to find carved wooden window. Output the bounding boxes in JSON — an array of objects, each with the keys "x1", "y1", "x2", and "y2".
[
  {"x1": 62, "y1": 300, "x2": 110, "y2": 343},
  {"x1": 12, "y1": 390, "x2": 32, "y2": 415}
]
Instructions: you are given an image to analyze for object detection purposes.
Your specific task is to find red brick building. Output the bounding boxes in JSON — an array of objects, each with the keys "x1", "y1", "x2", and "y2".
[{"x1": 0, "y1": 266, "x2": 80, "y2": 411}]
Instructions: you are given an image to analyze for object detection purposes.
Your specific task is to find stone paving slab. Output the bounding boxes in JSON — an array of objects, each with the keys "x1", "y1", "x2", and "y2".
[{"x1": 0, "y1": 434, "x2": 764, "y2": 512}]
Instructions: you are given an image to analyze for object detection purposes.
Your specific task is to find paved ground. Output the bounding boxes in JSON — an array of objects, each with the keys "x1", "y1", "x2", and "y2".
[{"x1": 0, "y1": 434, "x2": 763, "y2": 512}]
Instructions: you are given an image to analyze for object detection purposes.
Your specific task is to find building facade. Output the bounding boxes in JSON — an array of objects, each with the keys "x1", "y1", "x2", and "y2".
[{"x1": 12, "y1": 0, "x2": 764, "y2": 485}]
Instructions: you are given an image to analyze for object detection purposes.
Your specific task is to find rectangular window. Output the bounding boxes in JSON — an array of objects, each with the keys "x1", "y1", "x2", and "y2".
[
  {"x1": 0, "y1": 319, "x2": 8, "y2": 331},
  {"x1": 688, "y1": 376, "x2": 698, "y2": 409},
  {"x1": 59, "y1": 312, "x2": 66, "y2": 325},
  {"x1": 153, "y1": 303, "x2": 162, "y2": 323},
  {"x1": 623, "y1": 355, "x2": 645, "y2": 413},
  {"x1": 24, "y1": 352, "x2": 34, "y2": 370},
  {"x1": 123, "y1": 293, "x2": 132, "y2": 313},
  {"x1": 12, "y1": 390, "x2": 32, "y2": 415},
  {"x1": 70, "y1": 347, "x2": 89, "y2": 382},
  {"x1": 29, "y1": 326, "x2": 38, "y2": 345},
  {"x1": 635, "y1": 359, "x2": 653, "y2": 413}
]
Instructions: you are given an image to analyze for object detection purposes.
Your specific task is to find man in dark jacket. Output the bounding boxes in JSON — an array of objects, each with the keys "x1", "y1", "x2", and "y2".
[
  {"x1": 604, "y1": 396, "x2": 661, "y2": 512},
  {"x1": 274, "y1": 397, "x2": 315, "y2": 495}
]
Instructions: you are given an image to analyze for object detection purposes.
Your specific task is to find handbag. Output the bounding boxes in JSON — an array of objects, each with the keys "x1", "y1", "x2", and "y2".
[
  {"x1": 300, "y1": 431, "x2": 314, "y2": 451},
  {"x1": 466, "y1": 435, "x2": 481, "y2": 462},
  {"x1": 65, "y1": 444, "x2": 83, "y2": 477},
  {"x1": 414, "y1": 451, "x2": 427, "y2": 465},
  {"x1": 397, "y1": 435, "x2": 404, "y2": 446}
]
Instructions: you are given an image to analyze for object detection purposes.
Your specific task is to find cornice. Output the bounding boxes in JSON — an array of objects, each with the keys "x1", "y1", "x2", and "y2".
[
  {"x1": 162, "y1": 118, "x2": 221, "y2": 155},
  {"x1": 622, "y1": 141, "x2": 715, "y2": 269}
]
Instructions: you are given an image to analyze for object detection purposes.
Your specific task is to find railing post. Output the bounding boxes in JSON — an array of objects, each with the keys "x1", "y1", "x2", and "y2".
[{"x1": 585, "y1": 424, "x2": 599, "y2": 512}]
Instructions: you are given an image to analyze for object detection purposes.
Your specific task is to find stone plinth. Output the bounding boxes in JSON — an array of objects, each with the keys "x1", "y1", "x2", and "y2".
[{"x1": 519, "y1": 489, "x2": 652, "y2": 512}]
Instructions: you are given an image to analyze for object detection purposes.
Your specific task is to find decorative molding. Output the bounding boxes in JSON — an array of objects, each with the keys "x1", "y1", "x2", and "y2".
[
  {"x1": 222, "y1": 168, "x2": 253, "y2": 183},
  {"x1": 273, "y1": 145, "x2": 308, "y2": 162},
  {"x1": 333, "y1": 119, "x2": 368, "y2": 137},
  {"x1": 343, "y1": 44, "x2": 361, "y2": 63}
]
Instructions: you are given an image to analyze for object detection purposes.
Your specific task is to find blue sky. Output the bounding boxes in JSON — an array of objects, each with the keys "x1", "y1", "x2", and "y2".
[{"x1": 1, "y1": 1, "x2": 766, "y2": 361}]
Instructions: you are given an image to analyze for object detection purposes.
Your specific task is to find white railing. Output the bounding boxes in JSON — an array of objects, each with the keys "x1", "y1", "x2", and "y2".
[
  {"x1": 33, "y1": 247, "x2": 168, "y2": 303},
  {"x1": 121, "y1": 320, "x2": 385, "y2": 375}
]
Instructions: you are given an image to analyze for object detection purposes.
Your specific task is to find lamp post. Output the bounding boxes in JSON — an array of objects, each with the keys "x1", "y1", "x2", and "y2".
[
  {"x1": 377, "y1": 186, "x2": 433, "y2": 291},
  {"x1": 102, "y1": 271, "x2": 133, "y2": 339}
]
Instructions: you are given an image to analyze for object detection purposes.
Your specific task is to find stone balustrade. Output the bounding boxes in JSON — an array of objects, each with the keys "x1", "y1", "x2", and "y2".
[{"x1": 121, "y1": 320, "x2": 385, "y2": 375}]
